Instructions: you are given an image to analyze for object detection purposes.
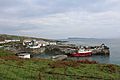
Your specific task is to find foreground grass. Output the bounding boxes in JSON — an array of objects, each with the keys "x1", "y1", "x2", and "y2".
[
  {"x1": 0, "y1": 49, "x2": 15, "y2": 57},
  {"x1": 0, "y1": 58, "x2": 120, "y2": 80},
  {"x1": 0, "y1": 49, "x2": 120, "y2": 80}
]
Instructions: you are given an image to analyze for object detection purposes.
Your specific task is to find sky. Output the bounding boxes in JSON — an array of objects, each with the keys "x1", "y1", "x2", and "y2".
[{"x1": 0, "y1": 0, "x2": 120, "y2": 39}]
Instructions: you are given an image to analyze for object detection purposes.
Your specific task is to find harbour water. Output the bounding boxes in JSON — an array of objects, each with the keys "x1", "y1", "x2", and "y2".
[
  {"x1": 65, "y1": 38, "x2": 120, "y2": 65},
  {"x1": 34, "y1": 38, "x2": 120, "y2": 65}
]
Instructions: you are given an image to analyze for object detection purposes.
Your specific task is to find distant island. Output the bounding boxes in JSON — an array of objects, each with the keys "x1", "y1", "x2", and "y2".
[{"x1": 68, "y1": 37, "x2": 99, "y2": 40}]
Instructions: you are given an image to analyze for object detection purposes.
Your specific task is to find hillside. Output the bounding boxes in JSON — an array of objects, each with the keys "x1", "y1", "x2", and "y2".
[
  {"x1": 0, "y1": 56, "x2": 120, "y2": 80},
  {"x1": 0, "y1": 34, "x2": 60, "y2": 42}
]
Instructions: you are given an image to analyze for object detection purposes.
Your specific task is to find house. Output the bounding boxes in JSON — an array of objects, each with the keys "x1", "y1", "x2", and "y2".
[
  {"x1": 23, "y1": 39, "x2": 49, "y2": 49},
  {"x1": 17, "y1": 53, "x2": 30, "y2": 58},
  {"x1": 37, "y1": 40, "x2": 49, "y2": 46},
  {"x1": 49, "y1": 41, "x2": 57, "y2": 45},
  {"x1": 23, "y1": 39, "x2": 34, "y2": 46},
  {"x1": 23, "y1": 39, "x2": 40, "y2": 48},
  {"x1": 0, "y1": 41, "x2": 6, "y2": 44},
  {"x1": 5, "y1": 39, "x2": 20, "y2": 43},
  {"x1": 23, "y1": 39, "x2": 57, "y2": 49},
  {"x1": 0, "y1": 39, "x2": 20, "y2": 44}
]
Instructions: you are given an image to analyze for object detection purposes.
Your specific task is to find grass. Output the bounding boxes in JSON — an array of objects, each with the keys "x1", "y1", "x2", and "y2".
[
  {"x1": 0, "y1": 49, "x2": 120, "y2": 80},
  {"x1": 0, "y1": 49, "x2": 15, "y2": 57},
  {"x1": 0, "y1": 34, "x2": 59, "y2": 42}
]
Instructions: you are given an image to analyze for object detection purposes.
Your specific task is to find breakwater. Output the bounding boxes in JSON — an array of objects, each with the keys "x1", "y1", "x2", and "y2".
[{"x1": 44, "y1": 44, "x2": 110, "y2": 56}]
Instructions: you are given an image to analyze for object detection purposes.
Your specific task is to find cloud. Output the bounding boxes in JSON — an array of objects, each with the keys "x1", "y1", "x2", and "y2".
[
  {"x1": 0, "y1": 0, "x2": 120, "y2": 38},
  {"x1": 105, "y1": 0, "x2": 120, "y2": 3}
]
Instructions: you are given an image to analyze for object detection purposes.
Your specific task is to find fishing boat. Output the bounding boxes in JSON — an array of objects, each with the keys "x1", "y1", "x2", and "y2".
[{"x1": 68, "y1": 49, "x2": 92, "y2": 57}]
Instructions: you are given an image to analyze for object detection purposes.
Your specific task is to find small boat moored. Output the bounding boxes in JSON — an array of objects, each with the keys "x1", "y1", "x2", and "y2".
[
  {"x1": 51, "y1": 55, "x2": 68, "y2": 61},
  {"x1": 16, "y1": 52, "x2": 31, "y2": 59},
  {"x1": 68, "y1": 49, "x2": 92, "y2": 57}
]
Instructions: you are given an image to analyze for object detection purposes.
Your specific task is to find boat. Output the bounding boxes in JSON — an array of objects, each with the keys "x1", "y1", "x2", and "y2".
[
  {"x1": 51, "y1": 55, "x2": 68, "y2": 61},
  {"x1": 68, "y1": 49, "x2": 92, "y2": 57}
]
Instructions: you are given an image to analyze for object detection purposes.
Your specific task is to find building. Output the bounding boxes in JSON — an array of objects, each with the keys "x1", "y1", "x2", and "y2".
[
  {"x1": 23, "y1": 39, "x2": 33, "y2": 46},
  {"x1": 23, "y1": 39, "x2": 49, "y2": 49},
  {"x1": 49, "y1": 41, "x2": 57, "y2": 45},
  {"x1": 37, "y1": 40, "x2": 49, "y2": 46},
  {"x1": 0, "y1": 41, "x2": 6, "y2": 44},
  {"x1": 23, "y1": 39, "x2": 57, "y2": 49},
  {"x1": 0, "y1": 39, "x2": 20, "y2": 44},
  {"x1": 5, "y1": 39, "x2": 20, "y2": 43}
]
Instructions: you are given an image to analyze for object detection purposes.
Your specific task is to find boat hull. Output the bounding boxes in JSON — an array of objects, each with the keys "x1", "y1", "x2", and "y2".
[{"x1": 68, "y1": 52, "x2": 92, "y2": 57}]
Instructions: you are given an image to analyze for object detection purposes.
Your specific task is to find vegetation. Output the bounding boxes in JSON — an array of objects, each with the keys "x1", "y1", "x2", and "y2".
[
  {"x1": 0, "y1": 49, "x2": 120, "y2": 80},
  {"x1": 0, "y1": 34, "x2": 61, "y2": 42},
  {"x1": 0, "y1": 34, "x2": 21, "y2": 40},
  {"x1": 0, "y1": 49, "x2": 15, "y2": 57}
]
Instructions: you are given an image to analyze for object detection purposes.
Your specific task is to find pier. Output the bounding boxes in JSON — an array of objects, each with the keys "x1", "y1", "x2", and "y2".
[{"x1": 91, "y1": 44, "x2": 110, "y2": 55}]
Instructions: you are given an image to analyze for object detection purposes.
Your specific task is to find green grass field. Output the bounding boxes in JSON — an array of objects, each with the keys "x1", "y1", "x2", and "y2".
[{"x1": 0, "y1": 49, "x2": 120, "y2": 80}]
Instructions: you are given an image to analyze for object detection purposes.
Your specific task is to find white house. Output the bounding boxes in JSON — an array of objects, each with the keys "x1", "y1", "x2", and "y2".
[
  {"x1": 23, "y1": 39, "x2": 50, "y2": 49},
  {"x1": 37, "y1": 40, "x2": 49, "y2": 46},
  {"x1": 0, "y1": 41, "x2": 6, "y2": 44},
  {"x1": 23, "y1": 39, "x2": 33, "y2": 46},
  {"x1": 5, "y1": 39, "x2": 20, "y2": 43},
  {"x1": 18, "y1": 53, "x2": 30, "y2": 59},
  {"x1": 49, "y1": 42, "x2": 57, "y2": 45},
  {"x1": 0, "y1": 39, "x2": 20, "y2": 44}
]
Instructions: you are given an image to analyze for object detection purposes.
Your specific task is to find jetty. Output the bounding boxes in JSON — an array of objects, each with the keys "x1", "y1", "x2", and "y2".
[
  {"x1": 55, "y1": 43, "x2": 110, "y2": 56},
  {"x1": 91, "y1": 44, "x2": 110, "y2": 55}
]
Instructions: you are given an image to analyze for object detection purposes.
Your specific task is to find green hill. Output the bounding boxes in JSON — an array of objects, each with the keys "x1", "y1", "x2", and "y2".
[{"x1": 0, "y1": 34, "x2": 59, "y2": 42}]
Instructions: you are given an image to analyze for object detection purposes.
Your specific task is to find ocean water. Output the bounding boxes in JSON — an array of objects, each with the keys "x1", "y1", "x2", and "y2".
[
  {"x1": 33, "y1": 38, "x2": 120, "y2": 65},
  {"x1": 65, "y1": 38, "x2": 120, "y2": 65}
]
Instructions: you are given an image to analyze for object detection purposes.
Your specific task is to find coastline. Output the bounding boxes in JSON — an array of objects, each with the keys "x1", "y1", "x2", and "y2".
[
  {"x1": 0, "y1": 34, "x2": 120, "y2": 79},
  {"x1": 0, "y1": 55, "x2": 120, "y2": 80}
]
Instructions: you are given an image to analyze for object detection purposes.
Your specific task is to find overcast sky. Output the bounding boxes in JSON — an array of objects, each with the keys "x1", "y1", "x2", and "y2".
[{"x1": 0, "y1": 0, "x2": 120, "y2": 39}]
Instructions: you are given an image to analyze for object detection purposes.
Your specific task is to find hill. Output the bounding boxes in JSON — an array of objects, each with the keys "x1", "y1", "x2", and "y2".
[{"x1": 0, "y1": 34, "x2": 60, "y2": 42}]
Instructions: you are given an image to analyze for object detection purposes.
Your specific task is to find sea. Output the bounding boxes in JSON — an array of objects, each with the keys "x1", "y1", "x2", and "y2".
[
  {"x1": 34, "y1": 38, "x2": 120, "y2": 65},
  {"x1": 65, "y1": 38, "x2": 120, "y2": 65}
]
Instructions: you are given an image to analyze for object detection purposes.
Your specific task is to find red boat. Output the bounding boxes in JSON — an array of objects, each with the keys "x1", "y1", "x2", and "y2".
[{"x1": 69, "y1": 49, "x2": 92, "y2": 57}]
